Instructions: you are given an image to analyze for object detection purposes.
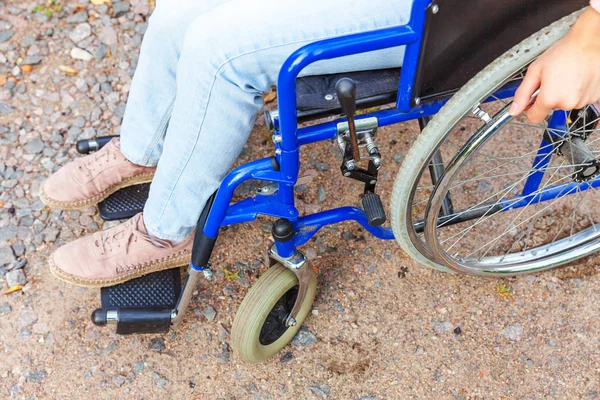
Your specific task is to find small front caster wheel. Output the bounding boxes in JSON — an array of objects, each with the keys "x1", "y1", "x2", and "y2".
[{"x1": 231, "y1": 263, "x2": 317, "y2": 363}]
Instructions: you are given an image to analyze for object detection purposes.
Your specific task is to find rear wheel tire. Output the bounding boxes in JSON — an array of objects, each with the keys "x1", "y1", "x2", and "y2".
[{"x1": 390, "y1": 9, "x2": 584, "y2": 273}]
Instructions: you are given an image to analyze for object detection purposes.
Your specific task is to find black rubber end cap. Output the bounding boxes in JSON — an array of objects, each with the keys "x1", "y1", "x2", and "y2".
[
  {"x1": 272, "y1": 219, "x2": 294, "y2": 242},
  {"x1": 91, "y1": 309, "x2": 107, "y2": 326},
  {"x1": 76, "y1": 140, "x2": 90, "y2": 154},
  {"x1": 361, "y1": 193, "x2": 387, "y2": 227}
]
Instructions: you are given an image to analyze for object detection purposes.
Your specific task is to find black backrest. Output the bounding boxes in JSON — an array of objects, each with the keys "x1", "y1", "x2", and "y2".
[{"x1": 415, "y1": 0, "x2": 588, "y2": 101}]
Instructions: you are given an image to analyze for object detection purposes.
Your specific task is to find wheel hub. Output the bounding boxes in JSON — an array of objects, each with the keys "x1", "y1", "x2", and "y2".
[
  {"x1": 558, "y1": 136, "x2": 600, "y2": 182},
  {"x1": 258, "y1": 286, "x2": 298, "y2": 346},
  {"x1": 548, "y1": 106, "x2": 600, "y2": 182}
]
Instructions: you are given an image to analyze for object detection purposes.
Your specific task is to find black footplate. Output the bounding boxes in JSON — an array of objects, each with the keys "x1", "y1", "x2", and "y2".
[
  {"x1": 98, "y1": 183, "x2": 150, "y2": 221},
  {"x1": 91, "y1": 268, "x2": 182, "y2": 334}
]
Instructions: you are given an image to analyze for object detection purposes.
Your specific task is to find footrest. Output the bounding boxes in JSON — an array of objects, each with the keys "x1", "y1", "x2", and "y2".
[
  {"x1": 91, "y1": 268, "x2": 182, "y2": 334},
  {"x1": 98, "y1": 183, "x2": 150, "y2": 221}
]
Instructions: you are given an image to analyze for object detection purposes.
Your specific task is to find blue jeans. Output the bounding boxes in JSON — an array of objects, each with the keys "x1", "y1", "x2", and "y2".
[{"x1": 120, "y1": 0, "x2": 411, "y2": 241}]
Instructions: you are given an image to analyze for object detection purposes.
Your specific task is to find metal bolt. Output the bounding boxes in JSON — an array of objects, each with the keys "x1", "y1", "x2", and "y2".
[
  {"x1": 272, "y1": 134, "x2": 282, "y2": 143},
  {"x1": 344, "y1": 171, "x2": 351, "y2": 177},
  {"x1": 472, "y1": 106, "x2": 491, "y2": 123},
  {"x1": 346, "y1": 160, "x2": 355, "y2": 170},
  {"x1": 369, "y1": 180, "x2": 377, "y2": 185},
  {"x1": 431, "y1": 4, "x2": 439, "y2": 14},
  {"x1": 414, "y1": 97, "x2": 421, "y2": 105},
  {"x1": 202, "y1": 268, "x2": 214, "y2": 281},
  {"x1": 275, "y1": 148, "x2": 282, "y2": 155},
  {"x1": 286, "y1": 316, "x2": 297, "y2": 327},
  {"x1": 324, "y1": 94, "x2": 334, "y2": 101}
]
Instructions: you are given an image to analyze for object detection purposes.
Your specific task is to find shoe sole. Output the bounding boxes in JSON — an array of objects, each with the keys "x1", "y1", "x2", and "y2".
[
  {"x1": 48, "y1": 249, "x2": 191, "y2": 288},
  {"x1": 39, "y1": 172, "x2": 155, "y2": 210}
]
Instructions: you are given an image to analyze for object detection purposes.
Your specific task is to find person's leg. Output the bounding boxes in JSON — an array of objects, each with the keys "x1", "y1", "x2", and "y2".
[
  {"x1": 40, "y1": 0, "x2": 234, "y2": 209},
  {"x1": 119, "y1": 0, "x2": 233, "y2": 167},
  {"x1": 144, "y1": 0, "x2": 412, "y2": 241}
]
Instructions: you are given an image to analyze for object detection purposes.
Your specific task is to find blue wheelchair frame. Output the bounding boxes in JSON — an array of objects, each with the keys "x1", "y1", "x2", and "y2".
[{"x1": 190, "y1": 0, "x2": 587, "y2": 268}]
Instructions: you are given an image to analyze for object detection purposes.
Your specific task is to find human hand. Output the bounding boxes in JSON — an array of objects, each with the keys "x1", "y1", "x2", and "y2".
[{"x1": 510, "y1": 8, "x2": 600, "y2": 123}]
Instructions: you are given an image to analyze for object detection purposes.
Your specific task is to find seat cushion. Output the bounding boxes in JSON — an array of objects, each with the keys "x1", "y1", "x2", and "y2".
[{"x1": 295, "y1": 68, "x2": 400, "y2": 121}]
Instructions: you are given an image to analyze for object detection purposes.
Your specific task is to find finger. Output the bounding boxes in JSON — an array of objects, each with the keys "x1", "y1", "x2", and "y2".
[
  {"x1": 525, "y1": 92, "x2": 553, "y2": 124},
  {"x1": 510, "y1": 66, "x2": 541, "y2": 116}
]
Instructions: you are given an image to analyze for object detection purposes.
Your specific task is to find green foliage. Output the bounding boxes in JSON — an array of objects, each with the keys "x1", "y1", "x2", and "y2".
[
  {"x1": 32, "y1": 0, "x2": 63, "y2": 17},
  {"x1": 262, "y1": 127, "x2": 273, "y2": 145},
  {"x1": 495, "y1": 281, "x2": 513, "y2": 297},
  {"x1": 223, "y1": 269, "x2": 240, "y2": 281}
]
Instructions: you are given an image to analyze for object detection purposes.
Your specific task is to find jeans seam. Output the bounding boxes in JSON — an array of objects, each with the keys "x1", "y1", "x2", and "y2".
[
  {"x1": 121, "y1": 98, "x2": 175, "y2": 167},
  {"x1": 143, "y1": 98, "x2": 176, "y2": 165}
]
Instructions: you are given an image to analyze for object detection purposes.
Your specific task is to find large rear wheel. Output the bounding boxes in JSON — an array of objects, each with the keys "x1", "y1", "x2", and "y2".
[{"x1": 390, "y1": 9, "x2": 584, "y2": 273}]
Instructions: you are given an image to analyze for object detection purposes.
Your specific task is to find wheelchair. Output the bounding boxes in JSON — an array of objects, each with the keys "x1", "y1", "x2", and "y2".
[{"x1": 77, "y1": 0, "x2": 590, "y2": 362}]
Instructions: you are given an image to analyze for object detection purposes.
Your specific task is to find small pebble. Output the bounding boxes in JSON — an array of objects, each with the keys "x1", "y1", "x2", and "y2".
[
  {"x1": 26, "y1": 370, "x2": 46, "y2": 383},
  {"x1": 0, "y1": 30, "x2": 15, "y2": 43},
  {"x1": 112, "y1": 2, "x2": 130, "y2": 17},
  {"x1": 6, "y1": 269, "x2": 27, "y2": 287},
  {"x1": 317, "y1": 186, "x2": 327, "y2": 203},
  {"x1": 152, "y1": 372, "x2": 168, "y2": 389},
  {"x1": 201, "y1": 306, "x2": 216, "y2": 322},
  {"x1": 69, "y1": 23, "x2": 92, "y2": 43},
  {"x1": 502, "y1": 322, "x2": 524, "y2": 341},
  {"x1": 433, "y1": 322, "x2": 454, "y2": 334},
  {"x1": 149, "y1": 338, "x2": 166, "y2": 351},
  {"x1": 132, "y1": 362, "x2": 145, "y2": 374},
  {"x1": 292, "y1": 326, "x2": 317, "y2": 347},
  {"x1": 308, "y1": 385, "x2": 330, "y2": 399},
  {"x1": 0, "y1": 303, "x2": 12, "y2": 314},
  {"x1": 98, "y1": 26, "x2": 118, "y2": 46},
  {"x1": 70, "y1": 48, "x2": 93, "y2": 61},
  {"x1": 280, "y1": 352, "x2": 293, "y2": 363},
  {"x1": 0, "y1": 247, "x2": 16, "y2": 266},
  {"x1": 218, "y1": 324, "x2": 230, "y2": 340},
  {"x1": 112, "y1": 375, "x2": 127, "y2": 388},
  {"x1": 19, "y1": 56, "x2": 43, "y2": 66}
]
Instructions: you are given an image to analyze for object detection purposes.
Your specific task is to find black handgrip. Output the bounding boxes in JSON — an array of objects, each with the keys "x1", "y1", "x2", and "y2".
[
  {"x1": 361, "y1": 192, "x2": 387, "y2": 226},
  {"x1": 91, "y1": 307, "x2": 173, "y2": 334},
  {"x1": 116, "y1": 308, "x2": 172, "y2": 334},
  {"x1": 76, "y1": 135, "x2": 118, "y2": 154},
  {"x1": 335, "y1": 78, "x2": 357, "y2": 117},
  {"x1": 191, "y1": 191, "x2": 218, "y2": 267}
]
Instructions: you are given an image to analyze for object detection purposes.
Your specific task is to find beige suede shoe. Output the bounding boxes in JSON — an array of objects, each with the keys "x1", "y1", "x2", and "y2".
[
  {"x1": 49, "y1": 213, "x2": 192, "y2": 287},
  {"x1": 40, "y1": 138, "x2": 155, "y2": 210}
]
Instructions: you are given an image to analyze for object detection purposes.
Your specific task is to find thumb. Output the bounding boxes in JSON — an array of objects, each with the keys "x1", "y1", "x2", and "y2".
[{"x1": 510, "y1": 67, "x2": 541, "y2": 116}]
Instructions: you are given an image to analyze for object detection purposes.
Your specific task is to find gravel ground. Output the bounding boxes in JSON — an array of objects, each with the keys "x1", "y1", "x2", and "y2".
[{"x1": 1, "y1": 1, "x2": 600, "y2": 399}]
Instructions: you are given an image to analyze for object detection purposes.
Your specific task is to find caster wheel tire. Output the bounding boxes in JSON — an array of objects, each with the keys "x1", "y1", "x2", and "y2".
[{"x1": 231, "y1": 263, "x2": 317, "y2": 363}]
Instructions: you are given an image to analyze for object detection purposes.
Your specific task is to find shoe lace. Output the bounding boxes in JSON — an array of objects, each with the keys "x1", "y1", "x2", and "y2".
[
  {"x1": 78, "y1": 142, "x2": 120, "y2": 177},
  {"x1": 94, "y1": 219, "x2": 172, "y2": 257}
]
